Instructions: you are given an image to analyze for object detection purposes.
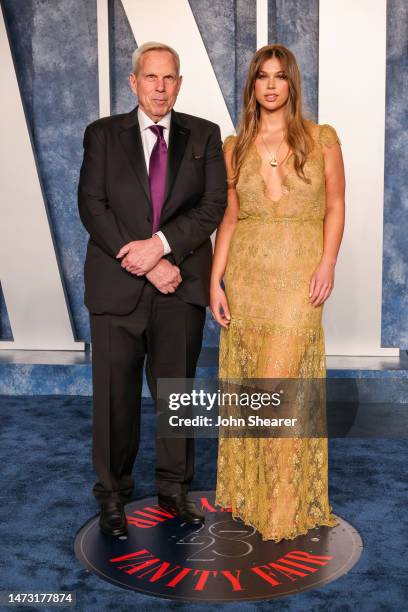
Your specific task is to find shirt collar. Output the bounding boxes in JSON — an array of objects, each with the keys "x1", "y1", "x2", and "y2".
[{"x1": 137, "y1": 106, "x2": 171, "y2": 132}]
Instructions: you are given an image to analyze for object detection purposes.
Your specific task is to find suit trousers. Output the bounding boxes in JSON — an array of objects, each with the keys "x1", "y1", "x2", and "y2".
[{"x1": 90, "y1": 282, "x2": 206, "y2": 505}]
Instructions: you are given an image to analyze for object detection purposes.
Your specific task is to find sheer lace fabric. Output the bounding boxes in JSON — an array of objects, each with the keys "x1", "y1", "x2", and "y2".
[{"x1": 215, "y1": 122, "x2": 340, "y2": 542}]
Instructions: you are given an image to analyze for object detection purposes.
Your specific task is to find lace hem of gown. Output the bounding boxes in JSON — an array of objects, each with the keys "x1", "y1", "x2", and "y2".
[{"x1": 215, "y1": 495, "x2": 338, "y2": 543}]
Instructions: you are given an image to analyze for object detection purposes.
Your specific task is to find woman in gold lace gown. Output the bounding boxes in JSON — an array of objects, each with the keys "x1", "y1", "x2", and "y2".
[{"x1": 210, "y1": 45, "x2": 345, "y2": 542}]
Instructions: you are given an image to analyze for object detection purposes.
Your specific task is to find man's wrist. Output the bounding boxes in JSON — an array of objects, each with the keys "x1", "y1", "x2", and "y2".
[{"x1": 153, "y1": 231, "x2": 171, "y2": 255}]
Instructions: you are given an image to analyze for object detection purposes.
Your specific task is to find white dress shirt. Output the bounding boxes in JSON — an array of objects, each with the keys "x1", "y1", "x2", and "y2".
[{"x1": 137, "y1": 107, "x2": 171, "y2": 255}]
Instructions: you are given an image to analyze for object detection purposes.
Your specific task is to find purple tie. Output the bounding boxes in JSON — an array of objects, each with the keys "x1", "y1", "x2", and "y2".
[{"x1": 148, "y1": 124, "x2": 168, "y2": 233}]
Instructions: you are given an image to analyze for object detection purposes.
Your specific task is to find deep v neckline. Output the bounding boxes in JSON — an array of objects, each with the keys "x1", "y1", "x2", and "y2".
[{"x1": 252, "y1": 142, "x2": 293, "y2": 204}]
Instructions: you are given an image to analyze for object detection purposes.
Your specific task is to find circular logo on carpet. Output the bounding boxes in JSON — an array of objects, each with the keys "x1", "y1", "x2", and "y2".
[{"x1": 74, "y1": 491, "x2": 362, "y2": 602}]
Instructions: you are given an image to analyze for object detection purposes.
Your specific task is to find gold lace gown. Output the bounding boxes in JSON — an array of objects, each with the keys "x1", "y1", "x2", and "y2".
[{"x1": 215, "y1": 121, "x2": 340, "y2": 542}]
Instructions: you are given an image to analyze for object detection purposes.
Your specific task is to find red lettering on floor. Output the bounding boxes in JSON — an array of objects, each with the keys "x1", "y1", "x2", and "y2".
[
  {"x1": 193, "y1": 569, "x2": 218, "y2": 591},
  {"x1": 221, "y1": 570, "x2": 243, "y2": 591},
  {"x1": 251, "y1": 565, "x2": 281, "y2": 586}
]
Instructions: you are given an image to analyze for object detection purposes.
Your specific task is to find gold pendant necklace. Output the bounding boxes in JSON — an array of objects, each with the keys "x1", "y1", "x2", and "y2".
[{"x1": 261, "y1": 132, "x2": 286, "y2": 167}]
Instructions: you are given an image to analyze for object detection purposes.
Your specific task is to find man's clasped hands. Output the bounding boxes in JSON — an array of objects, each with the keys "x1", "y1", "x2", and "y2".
[{"x1": 116, "y1": 235, "x2": 181, "y2": 294}]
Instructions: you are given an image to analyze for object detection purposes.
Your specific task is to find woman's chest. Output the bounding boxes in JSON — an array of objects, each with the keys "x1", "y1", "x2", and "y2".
[{"x1": 236, "y1": 148, "x2": 326, "y2": 218}]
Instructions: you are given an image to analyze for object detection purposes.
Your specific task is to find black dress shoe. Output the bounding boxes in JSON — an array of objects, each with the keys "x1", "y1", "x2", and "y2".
[
  {"x1": 99, "y1": 501, "x2": 128, "y2": 537},
  {"x1": 158, "y1": 492, "x2": 205, "y2": 525}
]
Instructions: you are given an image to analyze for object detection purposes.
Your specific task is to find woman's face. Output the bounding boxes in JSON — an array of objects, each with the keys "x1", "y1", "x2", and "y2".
[{"x1": 254, "y1": 56, "x2": 289, "y2": 113}]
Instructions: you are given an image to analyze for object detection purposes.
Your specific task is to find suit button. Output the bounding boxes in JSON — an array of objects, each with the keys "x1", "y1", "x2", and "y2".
[{"x1": 189, "y1": 250, "x2": 194, "y2": 254}]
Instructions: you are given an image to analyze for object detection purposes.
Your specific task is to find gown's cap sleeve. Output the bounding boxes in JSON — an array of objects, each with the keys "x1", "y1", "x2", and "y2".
[
  {"x1": 223, "y1": 134, "x2": 237, "y2": 152},
  {"x1": 319, "y1": 124, "x2": 341, "y2": 147}
]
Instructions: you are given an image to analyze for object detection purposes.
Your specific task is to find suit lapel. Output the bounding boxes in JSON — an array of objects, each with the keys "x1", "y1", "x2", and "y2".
[
  {"x1": 164, "y1": 110, "x2": 191, "y2": 204},
  {"x1": 119, "y1": 108, "x2": 151, "y2": 204},
  {"x1": 118, "y1": 107, "x2": 191, "y2": 216}
]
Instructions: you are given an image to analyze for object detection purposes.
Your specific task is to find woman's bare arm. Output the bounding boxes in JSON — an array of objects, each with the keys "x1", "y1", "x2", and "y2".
[
  {"x1": 210, "y1": 144, "x2": 240, "y2": 326},
  {"x1": 309, "y1": 141, "x2": 345, "y2": 307}
]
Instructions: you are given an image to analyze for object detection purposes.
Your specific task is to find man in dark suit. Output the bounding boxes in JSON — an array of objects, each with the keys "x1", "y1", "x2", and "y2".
[{"x1": 78, "y1": 42, "x2": 227, "y2": 537}]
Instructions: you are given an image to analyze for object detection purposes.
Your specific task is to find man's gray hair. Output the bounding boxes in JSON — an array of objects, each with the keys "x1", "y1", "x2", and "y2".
[{"x1": 132, "y1": 42, "x2": 180, "y2": 76}]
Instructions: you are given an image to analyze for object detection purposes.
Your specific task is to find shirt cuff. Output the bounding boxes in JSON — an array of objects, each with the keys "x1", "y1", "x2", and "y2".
[{"x1": 154, "y1": 231, "x2": 171, "y2": 255}]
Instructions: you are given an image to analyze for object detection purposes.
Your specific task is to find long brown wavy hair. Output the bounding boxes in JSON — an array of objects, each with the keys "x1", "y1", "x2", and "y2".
[{"x1": 231, "y1": 44, "x2": 314, "y2": 184}]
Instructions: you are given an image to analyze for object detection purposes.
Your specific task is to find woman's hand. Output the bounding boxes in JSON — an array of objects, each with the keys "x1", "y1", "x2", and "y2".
[
  {"x1": 210, "y1": 282, "x2": 231, "y2": 328},
  {"x1": 309, "y1": 259, "x2": 336, "y2": 307}
]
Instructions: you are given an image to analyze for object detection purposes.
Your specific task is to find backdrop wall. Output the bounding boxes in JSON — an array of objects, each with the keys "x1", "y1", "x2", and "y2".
[{"x1": 0, "y1": 0, "x2": 406, "y2": 352}]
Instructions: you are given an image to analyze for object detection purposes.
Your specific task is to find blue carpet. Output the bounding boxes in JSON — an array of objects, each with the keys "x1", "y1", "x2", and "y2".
[{"x1": 0, "y1": 395, "x2": 407, "y2": 611}]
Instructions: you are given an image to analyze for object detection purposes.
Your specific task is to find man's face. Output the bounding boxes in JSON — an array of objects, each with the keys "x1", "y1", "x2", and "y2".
[{"x1": 130, "y1": 50, "x2": 182, "y2": 122}]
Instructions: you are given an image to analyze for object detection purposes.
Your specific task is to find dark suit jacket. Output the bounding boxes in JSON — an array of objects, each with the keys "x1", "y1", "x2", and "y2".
[{"x1": 78, "y1": 106, "x2": 227, "y2": 314}]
